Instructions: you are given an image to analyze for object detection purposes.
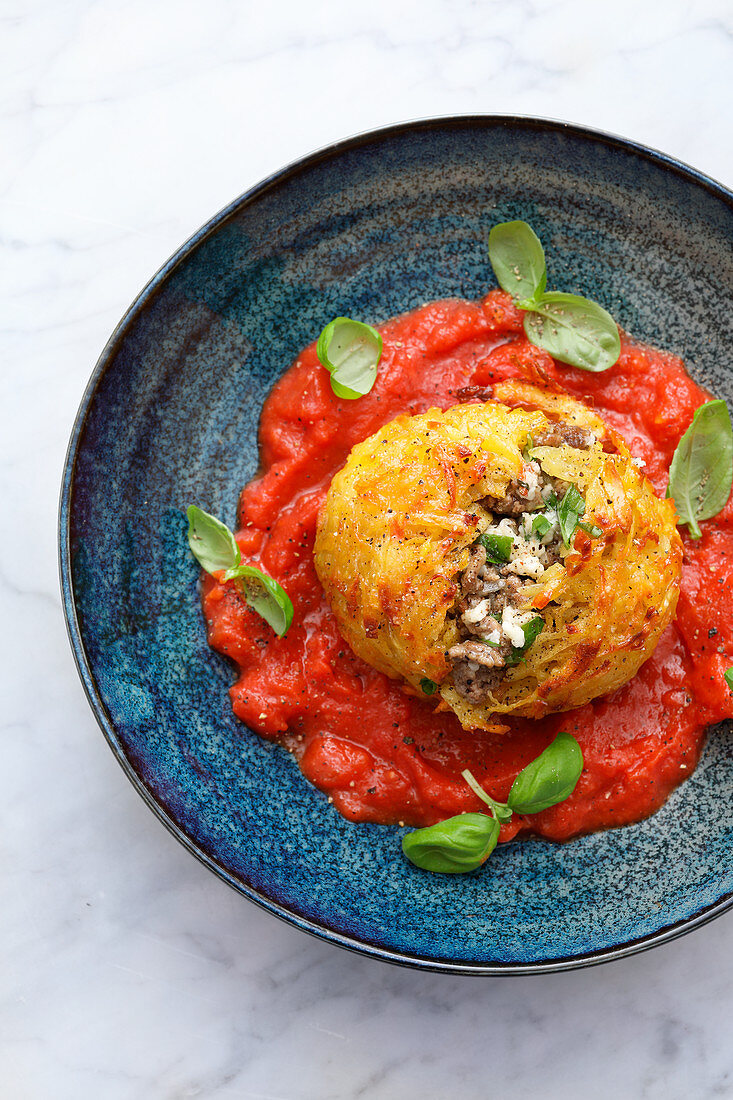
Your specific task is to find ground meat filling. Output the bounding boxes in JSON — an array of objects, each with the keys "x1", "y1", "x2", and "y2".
[
  {"x1": 533, "y1": 421, "x2": 595, "y2": 450},
  {"x1": 448, "y1": 542, "x2": 520, "y2": 700},
  {"x1": 447, "y1": 425, "x2": 590, "y2": 704},
  {"x1": 482, "y1": 458, "x2": 544, "y2": 515}
]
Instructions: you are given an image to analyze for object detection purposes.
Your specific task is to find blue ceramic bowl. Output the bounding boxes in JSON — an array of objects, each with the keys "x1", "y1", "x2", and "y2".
[{"x1": 60, "y1": 117, "x2": 733, "y2": 973}]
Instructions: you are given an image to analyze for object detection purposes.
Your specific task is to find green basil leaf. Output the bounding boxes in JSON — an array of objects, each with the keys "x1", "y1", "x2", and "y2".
[
  {"x1": 223, "y1": 563, "x2": 294, "y2": 637},
  {"x1": 521, "y1": 615, "x2": 545, "y2": 649},
  {"x1": 477, "y1": 532, "x2": 514, "y2": 564},
  {"x1": 532, "y1": 514, "x2": 552, "y2": 539},
  {"x1": 561, "y1": 483, "x2": 585, "y2": 513},
  {"x1": 401, "y1": 813, "x2": 500, "y2": 873},
  {"x1": 504, "y1": 615, "x2": 545, "y2": 667},
  {"x1": 577, "y1": 521, "x2": 603, "y2": 538},
  {"x1": 667, "y1": 400, "x2": 733, "y2": 539},
  {"x1": 187, "y1": 505, "x2": 241, "y2": 574},
  {"x1": 317, "y1": 317, "x2": 382, "y2": 399},
  {"x1": 420, "y1": 677, "x2": 438, "y2": 695},
  {"x1": 508, "y1": 731, "x2": 583, "y2": 814},
  {"x1": 488, "y1": 220, "x2": 547, "y2": 303},
  {"x1": 461, "y1": 769, "x2": 513, "y2": 823},
  {"x1": 522, "y1": 291, "x2": 620, "y2": 372},
  {"x1": 725, "y1": 668, "x2": 733, "y2": 692},
  {"x1": 557, "y1": 483, "x2": 586, "y2": 546}
]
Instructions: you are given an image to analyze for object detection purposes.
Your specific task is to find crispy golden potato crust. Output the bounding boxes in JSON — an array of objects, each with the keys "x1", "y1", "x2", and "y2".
[{"x1": 314, "y1": 386, "x2": 683, "y2": 732}]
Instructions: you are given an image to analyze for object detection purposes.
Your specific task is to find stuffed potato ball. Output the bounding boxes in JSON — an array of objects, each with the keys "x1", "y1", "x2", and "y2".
[{"x1": 313, "y1": 382, "x2": 683, "y2": 733}]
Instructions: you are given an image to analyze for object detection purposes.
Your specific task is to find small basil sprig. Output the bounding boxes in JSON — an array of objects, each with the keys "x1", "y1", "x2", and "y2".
[
  {"x1": 186, "y1": 506, "x2": 293, "y2": 637},
  {"x1": 462, "y1": 767, "x2": 513, "y2": 823},
  {"x1": 401, "y1": 734, "x2": 583, "y2": 874},
  {"x1": 507, "y1": 732, "x2": 584, "y2": 814},
  {"x1": 317, "y1": 317, "x2": 383, "y2": 399},
  {"x1": 488, "y1": 220, "x2": 620, "y2": 372},
  {"x1": 666, "y1": 400, "x2": 733, "y2": 539},
  {"x1": 725, "y1": 668, "x2": 733, "y2": 692}
]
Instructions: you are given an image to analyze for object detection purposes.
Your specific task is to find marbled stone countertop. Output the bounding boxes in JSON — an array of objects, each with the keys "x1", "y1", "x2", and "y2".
[{"x1": 4, "y1": 1, "x2": 733, "y2": 1095}]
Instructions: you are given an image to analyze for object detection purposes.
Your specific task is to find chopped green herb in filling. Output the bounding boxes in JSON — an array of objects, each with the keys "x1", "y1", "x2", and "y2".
[{"x1": 447, "y1": 430, "x2": 603, "y2": 704}]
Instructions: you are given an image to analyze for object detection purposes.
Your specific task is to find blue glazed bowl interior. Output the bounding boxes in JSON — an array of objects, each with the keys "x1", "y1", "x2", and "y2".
[{"x1": 61, "y1": 118, "x2": 733, "y2": 972}]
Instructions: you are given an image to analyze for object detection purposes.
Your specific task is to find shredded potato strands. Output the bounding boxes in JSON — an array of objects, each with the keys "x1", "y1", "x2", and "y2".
[{"x1": 315, "y1": 386, "x2": 682, "y2": 733}]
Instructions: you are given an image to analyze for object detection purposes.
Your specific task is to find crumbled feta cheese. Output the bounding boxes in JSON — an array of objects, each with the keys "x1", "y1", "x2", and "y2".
[
  {"x1": 492, "y1": 517, "x2": 518, "y2": 539},
  {"x1": 504, "y1": 554, "x2": 545, "y2": 579},
  {"x1": 632, "y1": 456, "x2": 646, "y2": 468},
  {"x1": 463, "y1": 599, "x2": 491, "y2": 624},
  {"x1": 508, "y1": 528, "x2": 550, "y2": 566},
  {"x1": 501, "y1": 605, "x2": 534, "y2": 648}
]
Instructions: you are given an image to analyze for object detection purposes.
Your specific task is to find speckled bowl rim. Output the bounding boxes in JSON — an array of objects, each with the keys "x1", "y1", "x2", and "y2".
[{"x1": 59, "y1": 114, "x2": 733, "y2": 975}]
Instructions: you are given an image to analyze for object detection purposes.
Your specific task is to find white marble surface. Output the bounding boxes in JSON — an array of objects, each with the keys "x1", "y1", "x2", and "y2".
[{"x1": 3, "y1": 1, "x2": 733, "y2": 1096}]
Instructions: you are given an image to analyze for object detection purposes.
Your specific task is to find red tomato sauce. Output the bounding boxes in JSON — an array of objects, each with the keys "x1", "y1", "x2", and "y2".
[{"x1": 202, "y1": 291, "x2": 733, "y2": 840}]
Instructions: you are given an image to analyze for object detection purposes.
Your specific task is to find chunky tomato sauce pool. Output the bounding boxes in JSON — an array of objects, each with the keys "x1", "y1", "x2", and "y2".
[{"x1": 201, "y1": 291, "x2": 733, "y2": 840}]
